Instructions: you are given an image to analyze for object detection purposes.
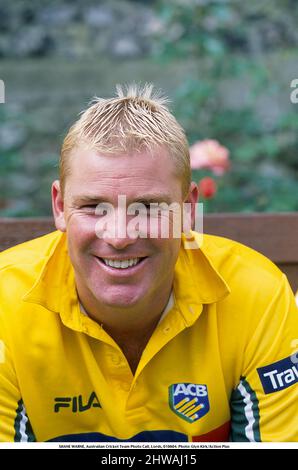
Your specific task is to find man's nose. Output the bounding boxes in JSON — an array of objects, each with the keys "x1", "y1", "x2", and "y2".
[
  {"x1": 100, "y1": 212, "x2": 138, "y2": 249},
  {"x1": 104, "y1": 233, "x2": 137, "y2": 250}
]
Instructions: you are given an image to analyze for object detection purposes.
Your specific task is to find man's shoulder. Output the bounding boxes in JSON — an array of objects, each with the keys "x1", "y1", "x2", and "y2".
[
  {"x1": 0, "y1": 230, "x2": 66, "y2": 339},
  {"x1": 0, "y1": 230, "x2": 63, "y2": 298},
  {"x1": 0, "y1": 230, "x2": 62, "y2": 269},
  {"x1": 196, "y1": 234, "x2": 290, "y2": 336},
  {"x1": 200, "y1": 232, "x2": 283, "y2": 290}
]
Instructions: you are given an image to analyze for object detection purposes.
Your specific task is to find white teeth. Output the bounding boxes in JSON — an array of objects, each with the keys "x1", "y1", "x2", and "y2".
[{"x1": 101, "y1": 258, "x2": 141, "y2": 269}]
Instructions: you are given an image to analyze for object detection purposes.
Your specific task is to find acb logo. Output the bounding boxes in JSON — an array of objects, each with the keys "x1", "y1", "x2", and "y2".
[{"x1": 169, "y1": 383, "x2": 210, "y2": 423}]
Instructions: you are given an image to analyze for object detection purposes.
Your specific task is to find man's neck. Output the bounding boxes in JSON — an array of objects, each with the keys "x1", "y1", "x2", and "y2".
[
  {"x1": 77, "y1": 284, "x2": 174, "y2": 373},
  {"x1": 77, "y1": 273, "x2": 174, "y2": 329},
  {"x1": 104, "y1": 317, "x2": 160, "y2": 375}
]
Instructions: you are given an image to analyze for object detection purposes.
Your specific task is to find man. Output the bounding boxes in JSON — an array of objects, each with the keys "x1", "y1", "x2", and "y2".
[{"x1": 0, "y1": 84, "x2": 297, "y2": 442}]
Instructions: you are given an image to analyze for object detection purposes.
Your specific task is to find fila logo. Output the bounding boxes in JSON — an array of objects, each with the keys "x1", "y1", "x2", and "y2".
[{"x1": 54, "y1": 391, "x2": 101, "y2": 413}]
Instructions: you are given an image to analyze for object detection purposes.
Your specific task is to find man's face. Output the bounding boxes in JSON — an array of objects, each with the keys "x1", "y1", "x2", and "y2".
[{"x1": 52, "y1": 146, "x2": 197, "y2": 312}]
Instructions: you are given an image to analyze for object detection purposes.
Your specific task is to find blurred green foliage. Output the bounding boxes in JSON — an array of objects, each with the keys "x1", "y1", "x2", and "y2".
[
  {"x1": 0, "y1": 105, "x2": 58, "y2": 216},
  {"x1": 154, "y1": 0, "x2": 298, "y2": 212},
  {"x1": 0, "y1": 0, "x2": 297, "y2": 215}
]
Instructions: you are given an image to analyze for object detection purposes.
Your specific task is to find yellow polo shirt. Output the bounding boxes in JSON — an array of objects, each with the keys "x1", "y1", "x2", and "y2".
[{"x1": 0, "y1": 230, "x2": 297, "y2": 442}]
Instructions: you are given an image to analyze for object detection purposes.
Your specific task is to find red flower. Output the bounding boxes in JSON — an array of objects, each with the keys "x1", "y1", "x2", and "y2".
[
  {"x1": 198, "y1": 177, "x2": 217, "y2": 199},
  {"x1": 190, "y1": 139, "x2": 230, "y2": 175}
]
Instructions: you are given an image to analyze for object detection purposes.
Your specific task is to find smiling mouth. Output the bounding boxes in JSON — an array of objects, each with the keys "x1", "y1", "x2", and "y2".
[{"x1": 96, "y1": 257, "x2": 147, "y2": 269}]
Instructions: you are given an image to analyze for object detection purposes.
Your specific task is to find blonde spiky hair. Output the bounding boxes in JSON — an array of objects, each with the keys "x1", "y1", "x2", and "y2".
[{"x1": 60, "y1": 82, "x2": 191, "y2": 197}]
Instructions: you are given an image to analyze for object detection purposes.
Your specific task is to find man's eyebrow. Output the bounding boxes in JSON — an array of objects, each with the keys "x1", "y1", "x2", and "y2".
[
  {"x1": 72, "y1": 194, "x2": 174, "y2": 205},
  {"x1": 72, "y1": 196, "x2": 108, "y2": 205},
  {"x1": 133, "y1": 194, "x2": 173, "y2": 204}
]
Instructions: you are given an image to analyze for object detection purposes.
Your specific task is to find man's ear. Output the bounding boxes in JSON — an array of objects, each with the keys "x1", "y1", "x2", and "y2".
[
  {"x1": 184, "y1": 182, "x2": 199, "y2": 230},
  {"x1": 52, "y1": 180, "x2": 66, "y2": 232}
]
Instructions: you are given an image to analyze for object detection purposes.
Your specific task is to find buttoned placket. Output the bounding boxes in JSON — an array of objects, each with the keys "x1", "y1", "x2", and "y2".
[
  {"x1": 29, "y1": 231, "x2": 224, "y2": 422},
  {"x1": 72, "y1": 298, "x2": 203, "y2": 420}
]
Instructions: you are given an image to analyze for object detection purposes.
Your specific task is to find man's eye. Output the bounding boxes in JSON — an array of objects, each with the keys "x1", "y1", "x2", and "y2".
[
  {"x1": 137, "y1": 204, "x2": 151, "y2": 214},
  {"x1": 82, "y1": 205, "x2": 98, "y2": 211}
]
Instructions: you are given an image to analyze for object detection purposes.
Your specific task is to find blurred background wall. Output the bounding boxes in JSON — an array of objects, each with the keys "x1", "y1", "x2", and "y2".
[{"x1": 0, "y1": 0, "x2": 297, "y2": 216}]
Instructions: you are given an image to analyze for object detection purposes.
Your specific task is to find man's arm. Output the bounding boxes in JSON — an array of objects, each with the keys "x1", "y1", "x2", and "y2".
[
  {"x1": 230, "y1": 274, "x2": 298, "y2": 442},
  {"x1": 0, "y1": 332, "x2": 35, "y2": 442}
]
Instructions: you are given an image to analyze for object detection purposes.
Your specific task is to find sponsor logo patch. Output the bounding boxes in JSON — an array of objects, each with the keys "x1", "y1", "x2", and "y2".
[
  {"x1": 169, "y1": 383, "x2": 210, "y2": 423},
  {"x1": 54, "y1": 391, "x2": 101, "y2": 413},
  {"x1": 257, "y1": 355, "x2": 298, "y2": 394}
]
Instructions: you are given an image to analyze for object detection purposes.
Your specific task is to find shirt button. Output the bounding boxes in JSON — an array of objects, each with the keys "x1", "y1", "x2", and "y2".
[
  {"x1": 121, "y1": 382, "x2": 130, "y2": 392},
  {"x1": 111, "y1": 355, "x2": 122, "y2": 365}
]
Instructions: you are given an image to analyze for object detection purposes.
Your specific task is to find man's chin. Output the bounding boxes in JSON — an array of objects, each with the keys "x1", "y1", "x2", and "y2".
[{"x1": 94, "y1": 289, "x2": 144, "y2": 310}]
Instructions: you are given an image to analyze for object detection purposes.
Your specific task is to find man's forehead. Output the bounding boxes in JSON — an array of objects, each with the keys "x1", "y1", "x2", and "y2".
[
  {"x1": 69, "y1": 144, "x2": 175, "y2": 173},
  {"x1": 70, "y1": 143, "x2": 168, "y2": 159},
  {"x1": 69, "y1": 168, "x2": 173, "y2": 191},
  {"x1": 71, "y1": 190, "x2": 175, "y2": 205},
  {"x1": 66, "y1": 145, "x2": 183, "y2": 200},
  {"x1": 69, "y1": 149, "x2": 176, "y2": 185}
]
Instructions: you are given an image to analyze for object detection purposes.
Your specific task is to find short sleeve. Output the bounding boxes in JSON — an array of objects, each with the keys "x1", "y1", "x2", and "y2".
[
  {"x1": 0, "y1": 321, "x2": 35, "y2": 442},
  {"x1": 230, "y1": 274, "x2": 298, "y2": 442}
]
